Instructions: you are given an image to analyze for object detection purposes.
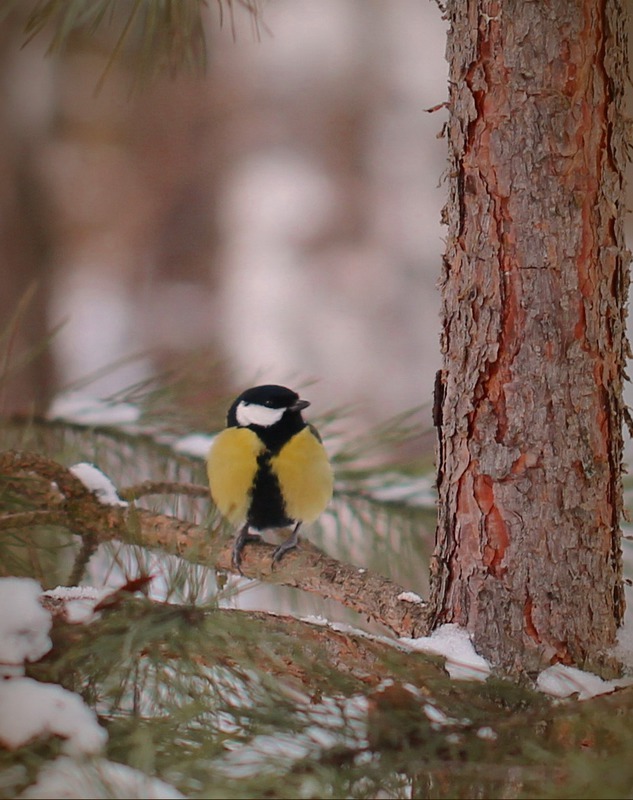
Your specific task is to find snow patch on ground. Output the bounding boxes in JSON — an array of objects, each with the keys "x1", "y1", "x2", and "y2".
[
  {"x1": 303, "y1": 614, "x2": 633, "y2": 698},
  {"x1": 400, "y1": 623, "x2": 491, "y2": 681},
  {"x1": 400, "y1": 622, "x2": 633, "y2": 697},
  {"x1": 537, "y1": 664, "x2": 633, "y2": 700}
]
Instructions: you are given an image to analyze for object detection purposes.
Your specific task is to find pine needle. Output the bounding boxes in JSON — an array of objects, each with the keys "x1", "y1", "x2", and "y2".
[{"x1": 10, "y1": 0, "x2": 264, "y2": 88}]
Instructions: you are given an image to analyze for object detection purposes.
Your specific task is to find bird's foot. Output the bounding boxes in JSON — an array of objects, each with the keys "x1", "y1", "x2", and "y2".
[
  {"x1": 232, "y1": 526, "x2": 261, "y2": 574},
  {"x1": 271, "y1": 523, "x2": 301, "y2": 568}
]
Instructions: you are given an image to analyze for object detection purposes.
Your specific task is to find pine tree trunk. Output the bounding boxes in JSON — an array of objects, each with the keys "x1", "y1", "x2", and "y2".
[{"x1": 431, "y1": 0, "x2": 629, "y2": 675}]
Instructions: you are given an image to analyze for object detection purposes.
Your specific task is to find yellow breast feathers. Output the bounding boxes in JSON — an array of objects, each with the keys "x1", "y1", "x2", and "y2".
[
  {"x1": 270, "y1": 426, "x2": 333, "y2": 523},
  {"x1": 207, "y1": 427, "x2": 264, "y2": 524}
]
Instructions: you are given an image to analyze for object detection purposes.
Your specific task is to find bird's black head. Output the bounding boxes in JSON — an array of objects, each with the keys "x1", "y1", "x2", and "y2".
[{"x1": 226, "y1": 385, "x2": 310, "y2": 438}]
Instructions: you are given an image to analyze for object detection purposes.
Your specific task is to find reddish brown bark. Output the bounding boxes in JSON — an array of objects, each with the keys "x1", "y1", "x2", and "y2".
[{"x1": 431, "y1": 0, "x2": 629, "y2": 674}]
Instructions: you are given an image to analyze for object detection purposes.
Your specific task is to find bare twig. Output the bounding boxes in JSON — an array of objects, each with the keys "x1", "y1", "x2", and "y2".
[
  {"x1": 0, "y1": 449, "x2": 90, "y2": 501},
  {"x1": 119, "y1": 480, "x2": 209, "y2": 501},
  {"x1": 0, "y1": 509, "x2": 68, "y2": 530},
  {"x1": 67, "y1": 533, "x2": 99, "y2": 586}
]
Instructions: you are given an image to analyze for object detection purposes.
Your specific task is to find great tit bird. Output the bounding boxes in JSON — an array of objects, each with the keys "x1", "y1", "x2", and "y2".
[{"x1": 207, "y1": 384, "x2": 333, "y2": 571}]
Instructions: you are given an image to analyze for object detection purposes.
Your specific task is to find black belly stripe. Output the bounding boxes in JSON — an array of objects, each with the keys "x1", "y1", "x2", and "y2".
[{"x1": 248, "y1": 452, "x2": 293, "y2": 530}]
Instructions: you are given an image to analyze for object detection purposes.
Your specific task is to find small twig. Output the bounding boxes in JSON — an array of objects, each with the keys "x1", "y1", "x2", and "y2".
[
  {"x1": 68, "y1": 533, "x2": 98, "y2": 586},
  {"x1": 119, "y1": 480, "x2": 209, "y2": 501},
  {"x1": 425, "y1": 101, "x2": 449, "y2": 113},
  {"x1": 0, "y1": 509, "x2": 68, "y2": 530},
  {"x1": 0, "y1": 449, "x2": 89, "y2": 501}
]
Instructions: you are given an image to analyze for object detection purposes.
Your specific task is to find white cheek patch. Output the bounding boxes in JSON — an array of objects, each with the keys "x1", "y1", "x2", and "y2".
[{"x1": 236, "y1": 401, "x2": 285, "y2": 428}]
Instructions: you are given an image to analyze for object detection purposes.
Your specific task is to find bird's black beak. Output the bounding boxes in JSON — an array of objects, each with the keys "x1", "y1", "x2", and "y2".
[{"x1": 290, "y1": 398, "x2": 310, "y2": 413}]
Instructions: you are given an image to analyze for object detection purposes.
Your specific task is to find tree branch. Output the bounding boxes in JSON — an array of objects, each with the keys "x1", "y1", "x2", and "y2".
[
  {"x1": 1, "y1": 449, "x2": 432, "y2": 639},
  {"x1": 38, "y1": 594, "x2": 427, "y2": 688}
]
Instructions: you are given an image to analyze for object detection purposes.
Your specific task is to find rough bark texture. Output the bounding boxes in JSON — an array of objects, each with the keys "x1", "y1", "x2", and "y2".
[{"x1": 431, "y1": 0, "x2": 629, "y2": 675}]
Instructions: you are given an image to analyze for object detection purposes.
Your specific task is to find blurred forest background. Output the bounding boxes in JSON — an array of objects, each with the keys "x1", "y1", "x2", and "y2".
[
  {"x1": 0, "y1": 0, "x2": 449, "y2": 434},
  {"x1": 3, "y1": 0, "x2": 633, "y2": 439}
]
